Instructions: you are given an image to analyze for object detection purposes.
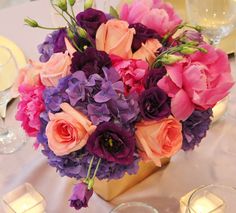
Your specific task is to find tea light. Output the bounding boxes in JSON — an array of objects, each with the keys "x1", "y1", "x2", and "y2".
[
  {"x1": 180, "y1": 188, "x2": 225, "y2": 213},
  {"x1": 2, "y1": 183, "x2": 46, "y2": 213}
]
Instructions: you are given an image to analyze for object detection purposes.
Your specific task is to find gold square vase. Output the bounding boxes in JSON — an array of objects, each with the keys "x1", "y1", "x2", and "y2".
[{"x1": 93, "y1": 158, "x2": 170, "y2": 201}]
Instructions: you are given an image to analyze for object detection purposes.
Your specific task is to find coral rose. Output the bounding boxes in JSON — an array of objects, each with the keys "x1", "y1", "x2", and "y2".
[
  {"x1": 46, "y1": 103, "x2": 96, "y2": 156},
  {"x1": 158, "y1": 44, "x2": 234, "y2": 120},
  {"x1": 96, "y1": 19, "x2": 135, "y2": 59},
  {"x1": 135, "y1": 117, "x2": 182, "y2": 166}
]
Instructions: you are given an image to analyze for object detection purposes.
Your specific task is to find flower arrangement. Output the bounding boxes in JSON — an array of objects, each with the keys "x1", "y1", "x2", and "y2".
[{"x1": 16, "y1": 0, "x2": 234, "y2": 210}]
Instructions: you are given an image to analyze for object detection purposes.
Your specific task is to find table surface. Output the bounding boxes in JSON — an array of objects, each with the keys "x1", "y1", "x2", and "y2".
[{"x1": 0, "y1": 1, "x2": 236, "y2": 212}]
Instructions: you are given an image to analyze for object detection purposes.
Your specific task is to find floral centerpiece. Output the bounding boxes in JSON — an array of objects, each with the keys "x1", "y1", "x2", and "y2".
[{"x1": 16, "y1": 0, "x2": 234, "y2": 210}]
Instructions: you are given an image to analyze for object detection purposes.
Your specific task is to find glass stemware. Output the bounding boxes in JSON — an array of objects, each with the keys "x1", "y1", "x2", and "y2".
[
  {"x1": 185, "y1": 0, "x2": 236, "y2": 45},
  {"x1": 0, "y1": 46, "x2": 27, "y2": 154}
]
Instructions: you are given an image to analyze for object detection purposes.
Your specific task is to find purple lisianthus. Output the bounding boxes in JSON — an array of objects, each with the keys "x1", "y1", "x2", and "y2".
[
  {"x1": 38, "y1": 29, "x2": 67, "y2": 62},
  {"x1": 182, "y1": 109, "x2": 212, "y2": 151},
  {"x1": 69, "y1": 182, "x2": 93, "y2": 210},
  {"x1": 71, "y1": 47, "x2": 112, "y2": 77},
  {"x1": 179, "y1": 30, "x2": 204, "y2": 44},
  {"x1": 139, "y1": 87, "x2": 171, "y2": 120},
  {"x1": 76, "y1": 8, "x2": 107, "y2": 41},
  {"x1": 130, "y1": 23, "x2": 162, "y2": 52},
  {"x1": 144, "y1": 67, "x2": 167, "y2": 89},
  {"x1": 86, "y1": 122, "x2": 136, "y2": 165}
]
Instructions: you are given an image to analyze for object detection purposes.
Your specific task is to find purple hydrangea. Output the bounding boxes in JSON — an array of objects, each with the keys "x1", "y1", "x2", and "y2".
[
  {"x1": 182, "y1": 109, "x2": 212, "y2": 151},
  {"x1": 130, "y1": 23, "x2": 162, "y2": 52},
  {"x1": 139, "y1": 87, "x2": 171, "y2": 120},
  {"x1": 38, "y1": 29, "x2": 67, "y2": 62},
  {"x1": 70, "y1": 47, "x2": 112, "y2": 77},
  {"x1": 69, "y1": 182, "x2": 93, "y2": 210},
  {"x1": 76, "y1": 8, "x2": 107, "y2": 41},
  {"x1": 86, "y1": 122, "x2": 136, "y2": 165},
  {"x1": 43, "y1": 76, "x2": 70, "y2": 113}
]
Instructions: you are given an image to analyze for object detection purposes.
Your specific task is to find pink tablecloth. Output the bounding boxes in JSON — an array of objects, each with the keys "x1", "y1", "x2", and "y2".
[{"x1": 0, "y1": 1, "x2": 236, "y2": 212}]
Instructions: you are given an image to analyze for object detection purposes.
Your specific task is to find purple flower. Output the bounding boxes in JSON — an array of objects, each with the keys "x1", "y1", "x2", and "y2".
[
  {"x1": 70, "y1": 47, "x2": 112, "y2": 77},
  {"x1": 182, "y1": 109, "x2": 212, "y2": 151},
  {"x1": 86, "y1": 122, "x2": 136, "y2": 165},
  {"x1": 76, "y1": 8, "x2": 107, "y2": 41},
  {"x1": 179, "y1": 30, "x2": 204, "y2": 44},
  {"x1": 139, "y1": 87, "x2": 171, "y2": 120},
  {"x1": 69, "y1": 182, "x2": 93, "y2": 210},
  {"x1": 66, "y1": 71, "x2": 103, "y2": 106},
  {"x1": 130, "y1": 23, "x2": 161, "y2": 52},
  {"x1": 144, "y1": 68, "x2": 167, "y2": 89},
  {"x1": 43, "y1": 76, "x2": 70, "y2": 112},
  {"x1": 87, "y1": 104, "x2": 110, "y2": 125},
  {"x1": 38, "y1": 29, "x2": 67, "y2": 62}
]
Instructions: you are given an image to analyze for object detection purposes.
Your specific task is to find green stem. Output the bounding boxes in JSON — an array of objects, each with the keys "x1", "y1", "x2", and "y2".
[
  {"x1": 86, "y1": 155, "x2": 94, "y2": 180},
  {"x1": 37, "y1": 25, "x2": 65, "y2": 30},
  {"x1": 50, "y1": 0, "x2": 71, "y2": 26},
  {"x1": 65, "y1": 10, "x2": 77, "y2": 24},
  {"x1": 70, "y1": 4, "x2": 76, "y2": 20},
  {"x1": 92, "y1": 158, "x2": 101, "y2": 179}
]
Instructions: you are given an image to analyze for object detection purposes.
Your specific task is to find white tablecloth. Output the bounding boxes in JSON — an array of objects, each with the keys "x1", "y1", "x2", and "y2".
[{"x1": 0, "y1": 1, "x2": 236, "y2": 212}]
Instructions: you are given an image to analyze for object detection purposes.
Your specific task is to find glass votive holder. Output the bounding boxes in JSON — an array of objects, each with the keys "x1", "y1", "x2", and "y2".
[
  {"x1": 180, "y1": 184, "x2": 236, "y2": 213},
  {"x1": 2, "y1": 183, "x2": 46, "y2": 213},
  {"x1": 110, "y1": 202, "x2": 159, "y2": 213}
]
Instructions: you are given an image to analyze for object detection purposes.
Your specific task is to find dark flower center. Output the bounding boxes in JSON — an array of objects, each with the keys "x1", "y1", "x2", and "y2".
[
  {"x1": 100, "y1": 132, "x2": 124, "y2": 154},
  {"x1": 145, "y1": 98, "x2": 159, "y2": 114}
]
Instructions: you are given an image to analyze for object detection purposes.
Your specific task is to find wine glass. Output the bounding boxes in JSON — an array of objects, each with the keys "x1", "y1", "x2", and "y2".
[
  {"x1": 185, "y1": 0, "x2": 236, "y2": 45},
  {"x1": 186, "y1": 184, "x2": 236, "y2": 213},
  {"x1": 0, "y1": 46, "x2": 27, "y2": 154}
]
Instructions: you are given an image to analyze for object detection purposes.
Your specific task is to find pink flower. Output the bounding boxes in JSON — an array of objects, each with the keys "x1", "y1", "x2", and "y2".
[
  {"x1": 16, "y1": 83, "x2": 45, "y2": 137},
  {"x1": 111, "y1": 55, "x2": 148, "y2": 94},
  {"x1": 46, "y1": 103, "x2": 96, "y2": 156},
  {"x1": 96, "y1": 19, "x2": 135, "y2": 59},
  {"x1": 38, "y1": 52, "x2": 71, "y2": 87},
  {"x1": 135, "y1": 117, "x2": 182, "y2": 166},
  {"x1": 158, "y1": 44, "x2": 234, "y2": 120},
  {"x1": 120, "y1": 0, "x2": 182, "y2": 36}
]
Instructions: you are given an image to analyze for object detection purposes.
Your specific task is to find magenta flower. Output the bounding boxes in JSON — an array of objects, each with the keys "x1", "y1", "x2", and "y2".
[
  {"x1": 69, "y1": 182, "x2": 93, "y2": 210},
  {"x1": 16, "y1": 84, "x2": 45, "y2": 137},
  {"x1": 158, "y1": 44, "x2": 234, "y2": 120},
  {"x1": 120, "y1": 0, "x2": 182, "y2": 36}
]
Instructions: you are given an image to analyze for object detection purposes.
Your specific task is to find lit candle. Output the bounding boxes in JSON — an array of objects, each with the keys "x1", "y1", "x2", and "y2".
[
  {"x1": 9, "y1": 193, "x2": 44, "y2": 213},
  {"x1": 180, "y1": 189, "x2": 225, "y2": 213},
  {"x1": 2, "y1": 183, "x2": 45, "y2": 213}
]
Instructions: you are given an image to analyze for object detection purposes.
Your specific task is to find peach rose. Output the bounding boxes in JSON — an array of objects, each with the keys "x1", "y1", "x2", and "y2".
[
  {"x1": 46, "y1": 103, "x2": 96, "y2": 156},
  {"x1": 133, "y1": 38, "x2": 162, "y2": 64},
  {"x1": 96, "y1": 19, "x2": 135, "y2": 59},
  {"x1": 135, "y1": 117, "x2": 182, "y2": 166},
  {"x1": 39, "y1": 52, "x2": 71, "y2": 87}
]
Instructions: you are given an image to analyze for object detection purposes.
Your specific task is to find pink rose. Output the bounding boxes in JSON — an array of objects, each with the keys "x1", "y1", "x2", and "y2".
[
  {"x1": 120, "y1": 0, "x2": 182, "y2": 36},
  {"x1": 133, "y1": 39, "x2": 162, "y2": 64},
  {"x1": 135, "y1": 117, "x2": 182, "y2": 166},
  {"x1": 38, "y1": 52, "x2": 71, "y2": 87},
  {"x1": 111, "y1": 55, "x2": 148, "y2": 94},
  {"x1": 96, "y1": 19, "x2": 135, "y2": 59},
  {"x1": 16, "y1": 83, "x2": 45, "y2": 137},
  {"x1": 158, "y1": 44, "x2": 234, "y2": 120},
  {"x1": 12, "y1": 60, "x2": 41, "y2": 97},
  {"x1": 46, "y1": 103, "x2": 96, "y2": 156}
]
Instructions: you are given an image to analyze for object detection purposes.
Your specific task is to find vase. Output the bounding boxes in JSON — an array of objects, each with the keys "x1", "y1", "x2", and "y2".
[{"x1": 93, "y1": 158, "x2": 170, "y2": 201}]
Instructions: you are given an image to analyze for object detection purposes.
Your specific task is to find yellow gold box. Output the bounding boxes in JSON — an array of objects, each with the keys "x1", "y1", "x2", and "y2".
[{"x1": 93, "y1": 158, "x2": 170, "y2": 201}]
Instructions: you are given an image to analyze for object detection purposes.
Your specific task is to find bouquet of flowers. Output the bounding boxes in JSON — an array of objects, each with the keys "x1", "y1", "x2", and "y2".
[{"x1": 16, "y1": 0, "x2": 234, "y2": 210}]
